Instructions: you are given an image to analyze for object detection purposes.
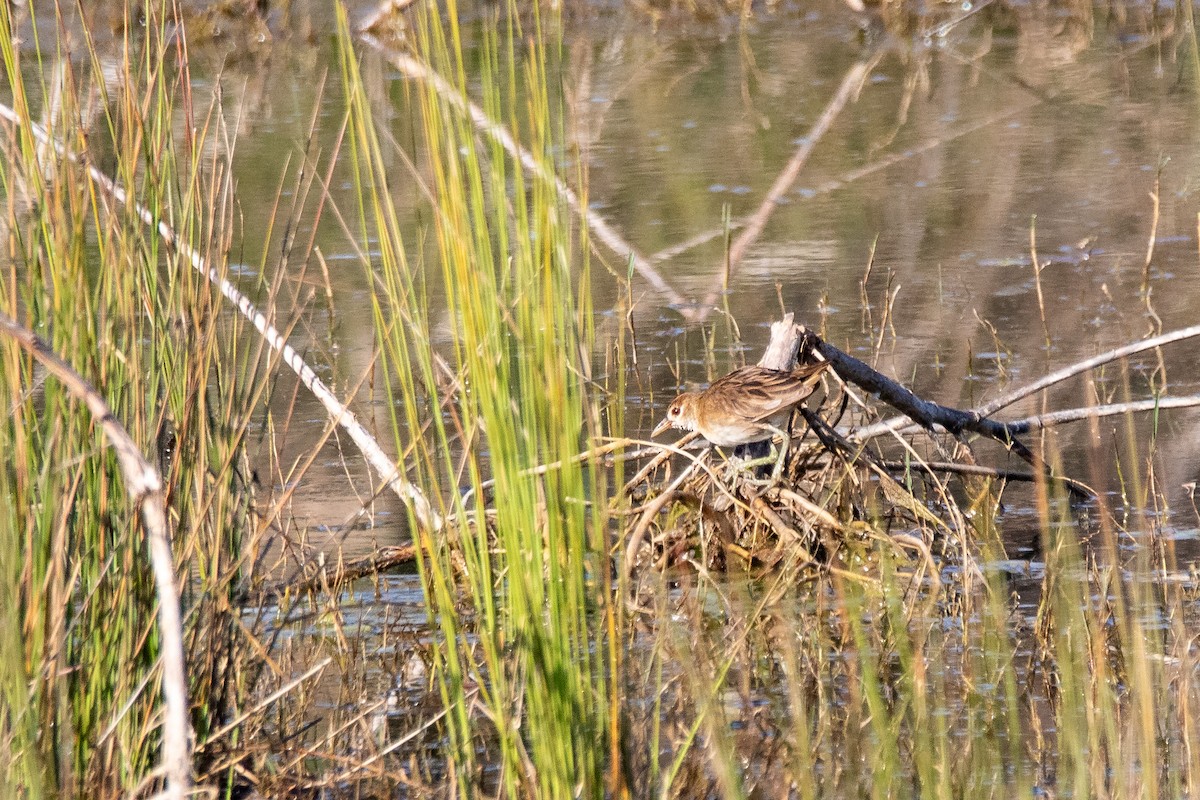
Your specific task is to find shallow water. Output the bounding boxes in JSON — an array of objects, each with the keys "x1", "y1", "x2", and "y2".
[
  {"x1": 239, "y1": 0, "x2": 1200, "y2": 555},
  {"x1": 96, "y1": 0, "x2": 1200, "y2": 626},
  {"x1": 16, "y1": 0, "x2": 1200, "y2": 527}
]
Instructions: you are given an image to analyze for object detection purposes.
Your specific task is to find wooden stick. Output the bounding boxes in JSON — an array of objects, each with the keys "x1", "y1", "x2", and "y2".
[
  {"x1": 973, "y1": 323, "x2": 1200, "y2": 418},
  {"x1": 819, "y1": 334, "x2": 1032, "y2": 458},
  {"x1": 250, "y1": 544, "x2": 418, "y2": 603},
  {"x1": 877, "y1": 459, "x2": 1095, "y2": 498},
  {"x1": 1004, "y1": 396, "x2": 1200, "y2": 432},
  {"x1": 0, "y1": 312, "x2": 191, "y2": 800},
  {"x1": 361, "y1": 39, "x2": 689, "y2": 311},
  {"x1": 856, "y1": 324, "x2": 1200, "y2": 441},
  {"x1": 759, "y1": 319, "x2": 1034, "y2": 459}
]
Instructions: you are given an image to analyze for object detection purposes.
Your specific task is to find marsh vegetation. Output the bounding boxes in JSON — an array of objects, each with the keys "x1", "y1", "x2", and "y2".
[{"x1": 4, "y1": 0, "x2": 1200, "y2": 797}]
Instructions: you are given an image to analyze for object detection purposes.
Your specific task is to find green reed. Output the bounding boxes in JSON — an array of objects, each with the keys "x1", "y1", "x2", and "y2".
[
  {"x1": 328, "y1": 3, "x2": 1200, "y2": 795},
  {"x1": 290, "y1": 7, "x2": 1200, "y2": 798},
  {"x1": 0, "y1": 2, "x2": 263, "y2": 795},
  {"x1": 339, "y1": 2, "x2": 610, "y2": 795}
]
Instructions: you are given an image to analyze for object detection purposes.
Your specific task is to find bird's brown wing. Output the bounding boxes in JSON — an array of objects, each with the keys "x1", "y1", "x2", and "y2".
[{"x1": 707, "y1": 363, "x2": 829, "y2": 422}]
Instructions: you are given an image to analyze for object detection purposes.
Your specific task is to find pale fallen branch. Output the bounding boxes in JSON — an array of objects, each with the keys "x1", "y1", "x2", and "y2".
[
  {"x1": 1003, "y1": 396, "x2": 1200, "y2": 432},
  {"x1": 360, "y1": 38, "x2": 688, "y2": 310},
  {"x1": 975, "y1": 324, "x2": 1200, "y2": 418},
  {"x1": 0, "y1": 312, "x2": 191, "y2": 800},
  {"x1": 0, "y1": 100, "x2": 442, "y2": 534}
]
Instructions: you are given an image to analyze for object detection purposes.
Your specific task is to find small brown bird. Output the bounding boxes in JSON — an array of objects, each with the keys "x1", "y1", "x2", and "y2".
[{"x1": 652, "y1": 362, "x2": 830, "y2": 480}]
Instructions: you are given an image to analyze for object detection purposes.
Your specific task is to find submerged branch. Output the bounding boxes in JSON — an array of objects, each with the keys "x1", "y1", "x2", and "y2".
[
  {"x1": 0, "y1": 312, "x2": 191, "y2": 800},
  {"x1": 647, "y1": 93, "x2": 1038, "y2": 269},
  {"x1": 692, "y1": 59, "x2": 874, "y2": 322},
  {"x1": 651, "y1": 36, "x2": 1164, "y2": 269}
]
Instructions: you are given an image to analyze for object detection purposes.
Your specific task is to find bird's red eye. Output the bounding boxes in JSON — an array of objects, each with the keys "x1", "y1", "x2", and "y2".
[{"x1": 669, "y1": 405, "x2": 680, "y2": 417}]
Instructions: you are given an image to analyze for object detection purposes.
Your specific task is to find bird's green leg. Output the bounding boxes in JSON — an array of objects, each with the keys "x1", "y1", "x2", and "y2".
[
  {"x1": 729, "y1": 424, "x2": 790, "y2": 486},
  {"x1": 769, "y1": 424, "x2": 790, "y2": 484}
]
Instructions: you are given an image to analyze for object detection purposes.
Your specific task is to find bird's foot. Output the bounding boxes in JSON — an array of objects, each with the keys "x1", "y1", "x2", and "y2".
[{"x1": 731, "y1": 457, "x2": 775, "y2": 488}]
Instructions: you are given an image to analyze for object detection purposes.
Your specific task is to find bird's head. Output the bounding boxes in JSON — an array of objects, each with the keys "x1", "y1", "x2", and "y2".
[{"x1": 652, "y1": 393, "x2": 697, "y2": 437}]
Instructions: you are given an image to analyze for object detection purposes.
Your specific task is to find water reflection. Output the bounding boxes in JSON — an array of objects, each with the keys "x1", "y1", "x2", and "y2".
[{"x1": 289, "y1": 2, "x2": 1200, "y2": 559}]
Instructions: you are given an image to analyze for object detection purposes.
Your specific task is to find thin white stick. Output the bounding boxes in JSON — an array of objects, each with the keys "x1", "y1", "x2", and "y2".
[
  {"x1": 974, "y1": 324, "x2": 1200, "y2": 418},
  {"x1": 0, "y1": 101, "x2": 442, "y2": 533},
  {"x1": 849, "y1": 321, "x2": 1200, "y2": 441},
  {"x1": 1005, "y1": 396, "x2": 1200, "y2": 431},
  {"x1": 0, "y1": 313, "x2": 191, "y2": 800},
  {"x1": 854, "y1": 323, "x2": 1200, "y2": 441}
]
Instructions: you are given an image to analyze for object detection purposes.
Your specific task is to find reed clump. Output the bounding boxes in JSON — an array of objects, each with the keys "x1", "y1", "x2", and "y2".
[
  {"x1": 0, "y1": 2, "x2": 301, "y2": 795},
  {"x1": 342, "y1": 1, "x2": 613, "y2": 795},
  {"x1": 624, "y1": 323, "x2": 994, "y2": 587}
]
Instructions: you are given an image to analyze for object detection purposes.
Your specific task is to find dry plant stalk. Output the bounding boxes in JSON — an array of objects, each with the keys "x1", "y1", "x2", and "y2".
[
  {"x1": 0, "y1": 100, "x2": 441, "y2": 535},
  {"x1": 693, "y1": 59, "x2": 875, "y2": 322},
  {"x1": 358, "y1": 37, "x2": 689, "y2": 310},
  {"x1": 0, "y1": 312, "x2": 191, "y2": 800}
]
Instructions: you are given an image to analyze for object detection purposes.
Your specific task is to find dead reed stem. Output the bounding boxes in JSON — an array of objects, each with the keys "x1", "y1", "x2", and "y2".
[
  {"x1": 360, "y1": 37, "x2": 689, "y2": 311},
  {"x1": 1030, "y1": 215, "x2": 1051, "y2": 353},
  {"x1": 974, "y1": 323, "x2": 1200, "y2": 417},
  {"x1": 1142, "y1": 169, "x2": 1161, "y2": 293},
  {"x1": 1004, "y1": 396, "x2": 1200, "y2": 431},
  {"x1": 0, "y1": 311, "x2": 191, "y2": 800},
  {"x1": 852, "y1": 322, "x2": 1200, "y2": 441}
]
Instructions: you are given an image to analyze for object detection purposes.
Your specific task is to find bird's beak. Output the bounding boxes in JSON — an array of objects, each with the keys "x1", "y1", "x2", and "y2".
[{"x1": 651, "y1": 417, "x2": 672, "y2": 438}]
